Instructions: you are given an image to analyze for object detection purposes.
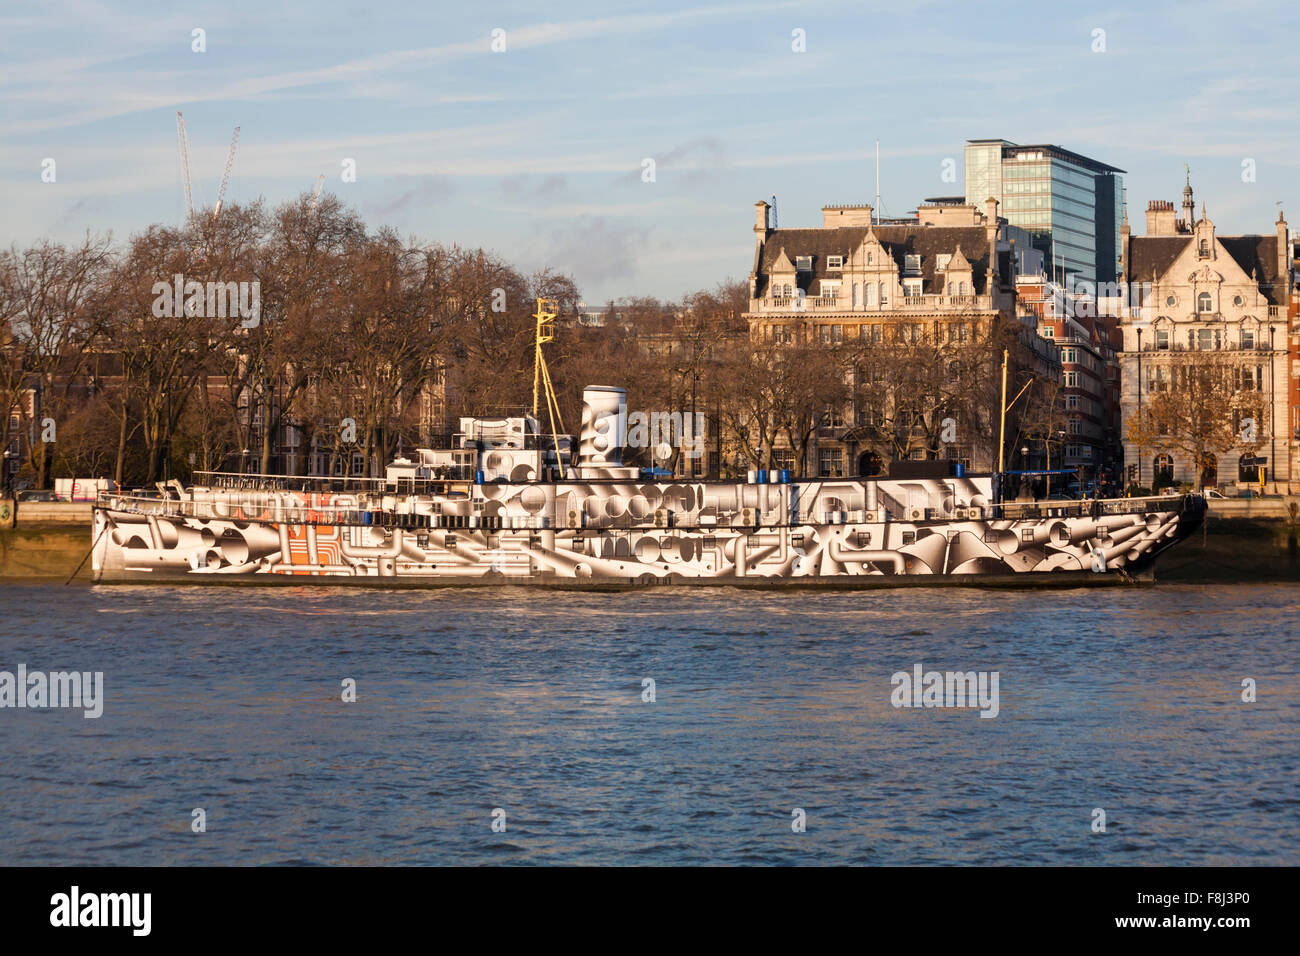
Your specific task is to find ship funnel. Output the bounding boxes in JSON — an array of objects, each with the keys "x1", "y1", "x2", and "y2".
[{"x1": 579, "y1": 386, "x2": 626, "y2": 467}]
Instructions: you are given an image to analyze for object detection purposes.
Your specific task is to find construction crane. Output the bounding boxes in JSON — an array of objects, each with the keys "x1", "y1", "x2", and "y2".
[
  {"x1": 175, "y1": 111, "x2": 194, "y2": 221},
  {"x1": 309, "y1": 173, "x2": 326, "y2": 212},
  {"x1": 212, "y1": 126, "x2": 240, "y2": 220}
]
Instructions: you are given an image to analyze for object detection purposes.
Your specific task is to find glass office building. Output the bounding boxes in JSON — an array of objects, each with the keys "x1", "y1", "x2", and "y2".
[{"x1": 965, "y1": 140, "x2": 1124, "y2": 287}]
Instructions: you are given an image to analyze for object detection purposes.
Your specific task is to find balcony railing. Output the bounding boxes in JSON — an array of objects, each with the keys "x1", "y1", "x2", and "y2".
[
  {"x1": 753, "y1": 294, "x2": 992, "y2": 313},
  {"x1": 1137, "y1": 342, "x2": 1279, "y2": 353}
]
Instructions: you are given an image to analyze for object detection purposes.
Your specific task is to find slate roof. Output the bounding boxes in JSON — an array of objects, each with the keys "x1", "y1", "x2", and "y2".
[
  {"x1": 755, "y1": 225, "x2": 994, "y2": 297},
  {"x1": 1128, "y1": 234, "x2": 1285, "y2": 305}
]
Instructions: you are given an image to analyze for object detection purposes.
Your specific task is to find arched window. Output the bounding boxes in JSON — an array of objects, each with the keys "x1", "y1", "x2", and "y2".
[
  {"x1": 1198, "y1": 292, "x2": 1212, "y2": 313},
  {"x1": 867, "y1": 252, "x2": 873, "y2": 265},
  {"x1": 865, "y1": 284, "x2": 874, "y2": 307},
  {"x1": 959, "y1": 281, "x2": 967, "y2": 295},
  {"x1": 1153, "y1": 454, "x2": 1174, "y2": 486},
  {"x1": 879, "y1": 282, "x2": 887, "y2": 306},
  {"x1": 947, "y1": 282, "x2": 953, "y2": 295},
  {"x1": 852, "y1": 283, "x2": 860, "y2": 308},
  {"x1": 1199, "y1": 239, "x2": 1209, "y2": 255}
]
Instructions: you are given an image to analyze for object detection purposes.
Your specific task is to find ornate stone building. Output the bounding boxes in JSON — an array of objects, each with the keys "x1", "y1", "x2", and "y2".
[
  {"x1": 1117, "y1": 178, "x2": 1292, "y2": 488},
  {"x1": 743, "y1": 198, "x2": 1031, "y2": 476}
]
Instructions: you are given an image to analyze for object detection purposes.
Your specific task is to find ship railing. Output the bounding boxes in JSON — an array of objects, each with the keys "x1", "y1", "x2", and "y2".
[
  {"x1": 94, "y1": 491, "x2": 395, "y2": 527},
  {"x1": 189, "y1": 470, "x2": 479, "y2": 493},
  {"x1": 193, "y1": 471, "x2": 387, "y2": 492},
  {"x1": 994, "y1": 494, "x2": 1199, "y2": 521}
]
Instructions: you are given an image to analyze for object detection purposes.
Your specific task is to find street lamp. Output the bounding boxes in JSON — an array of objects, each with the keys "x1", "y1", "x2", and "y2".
[{"x1": 1135, "y1": 327, "x2": 1143, "y2": 488}]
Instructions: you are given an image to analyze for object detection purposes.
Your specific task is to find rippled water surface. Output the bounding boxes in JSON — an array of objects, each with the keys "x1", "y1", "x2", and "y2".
[{"x1": 1, "y1": 582, "x2": 1297, "y2": 865}]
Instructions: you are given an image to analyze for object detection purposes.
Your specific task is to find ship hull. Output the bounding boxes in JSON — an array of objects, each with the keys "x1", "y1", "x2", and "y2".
[{"x1": 90, "y1": 475, "x2": 1204, "y2": 589}]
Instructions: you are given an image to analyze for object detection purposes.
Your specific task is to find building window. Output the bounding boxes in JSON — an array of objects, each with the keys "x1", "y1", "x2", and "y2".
[
  {"x1": 1041, "y1": 326, "x2": 1054, "y2": 338},
  {"x1": 1241, "y1": 329, "x2": 1255, "y2": 349},
  {"x1": 831, "y1": 324, "x2": 843, "y2": 344},
  {"x1": 1156, "y1": 329, "x2": 1169, "y2": 350},
  {"x1": 1198, "y1": 292, "x2": 1212, "y2": 313},
  {"x1": 1064, "y1": 371, "x2": 1078, "y2": 387},
  {"x1": 796, "y1": 256, "x2": 812, "y2": 271},
  {"x1": 819, "y1": 448, "x2": 843, "y2": 477},
  {"x1": 827, "y1": 255, "x2": 843, "y2": 270},
  {"x1": 879, "y1": 282, "x2": 888, "y2": 306},
  {"x1": 936, "y1": 254, "x2": 951, "y2": 272},
  {"x1": 1166, "y1": 295, "x2": 1177, "y2": 307},
  {"x1": 1067, "y1": 395, "x2": 1079, "y2": 409},
  {"x1": 1154, "y1": 454, "x2": 1174, "y2": 484},
  {"x1": 852, "y1": 282, "x2": 860, "y2": 308},
  {"x1": 1061, "y1": 348, "x2": 1077, "y2": 364},
  {"x1": 865, "y1": 283, "x2": 875, "y2": 307},
  {"x1": 821, "y1": 406, "x2": 845, "y2": 428},
  {"x1": 905, "y1": 254, "x2": 921, "y2": 274},
  {"x1": 1233, "y1": 295, "x2": 1243, "y2": 306},
  {"x1": 821, "y1": 280, "x2": 840, "y2": 299},
  {"x1": 1198, "y1": 239, "x2": 1209, "y2": 256},
  {"x1": 820, "y1": 325, "x2": 831, "y2": 344}
]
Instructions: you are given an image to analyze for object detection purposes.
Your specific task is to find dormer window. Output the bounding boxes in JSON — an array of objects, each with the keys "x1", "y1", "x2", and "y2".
[
  {"x1": 796, "y1": 256, "x2": 813, "y2": 271},
  {"x1": 1198, "y1": 239, "x2": 1209, "y2": 256},
  {"x1": 905, "y1": 254, "x2": 922, "y2": 274},
  {"x1": 1197, "y1": 292, "x2": 1213, "y2": 313},
  {"x1": 935, "y1": 254, "x2": 952, "y2": 272},
  {"x1": 827, "y1": 255, "x2": 843, "y2": 271}
]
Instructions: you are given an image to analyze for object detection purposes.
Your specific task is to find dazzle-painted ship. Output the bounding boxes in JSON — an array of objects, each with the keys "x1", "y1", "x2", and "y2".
[
  {"x1": 91, "y1": 383, "x2": 1203, "y2": 588},
  {"x1": 90, "y1": 301, "x2": 1204, "y2": 589}
]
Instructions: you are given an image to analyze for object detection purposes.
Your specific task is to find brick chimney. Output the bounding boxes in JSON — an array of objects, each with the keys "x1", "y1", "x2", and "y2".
[{"x1": 1146, "y1": 200, "x2": 1178, "y2": 236}]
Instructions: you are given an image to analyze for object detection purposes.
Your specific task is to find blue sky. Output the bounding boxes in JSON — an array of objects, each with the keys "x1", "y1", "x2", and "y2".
[{"x1": 2, "y1": 0, "x2": 1298, "y2": 303}]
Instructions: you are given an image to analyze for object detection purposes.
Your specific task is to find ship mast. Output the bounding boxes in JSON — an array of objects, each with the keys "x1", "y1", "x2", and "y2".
[{"x1": 531, "y1": 298, "x2": 567, "y2": 474}]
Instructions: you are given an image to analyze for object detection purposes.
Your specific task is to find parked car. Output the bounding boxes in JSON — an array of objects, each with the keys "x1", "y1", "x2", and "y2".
[{"x1": 1203, "y1": 488, "x2": 1229, "y2": 499}]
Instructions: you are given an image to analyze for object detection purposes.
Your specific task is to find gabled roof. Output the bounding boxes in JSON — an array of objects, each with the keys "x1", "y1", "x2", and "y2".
[
  {"x1": 1128, "y1": 234, "x2": 1285, "y2": 304},
  {"x1": 945, "y1": 243, "x2": 971, "y2": 272},
  {"x1": 756, "y1": 224, "x2": 993, "y2": 297}
]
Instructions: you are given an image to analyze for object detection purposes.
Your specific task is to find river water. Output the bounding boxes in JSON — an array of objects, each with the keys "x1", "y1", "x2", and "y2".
[{"x1": 0, "y1": 582, "x2": 1296, "y2": 865}]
